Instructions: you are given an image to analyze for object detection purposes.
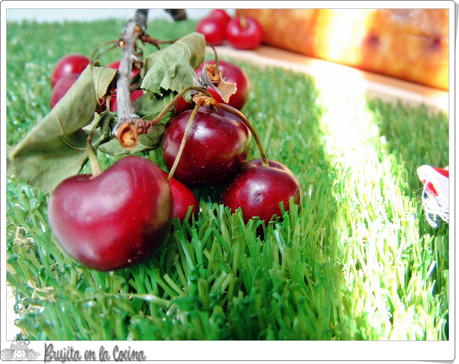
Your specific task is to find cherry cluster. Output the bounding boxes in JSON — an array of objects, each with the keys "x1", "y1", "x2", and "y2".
[
  {"x1": 196, "y1": 9, "x2": 263, "y2": 50},
  {"x1": 162, "y1": 103, "x2": 302, "y2": 230},
  {"x1": 49, "y1": 54, "x2": 142, "y2": 111},
  {"x1": 46, "y1": 53, "x2": 301, "y2": 272}
]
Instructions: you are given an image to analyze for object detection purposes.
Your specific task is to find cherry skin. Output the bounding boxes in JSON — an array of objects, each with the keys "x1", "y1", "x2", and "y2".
[
  {"x1": 161, "y1": 170, "x2": 199, "y2": 223},
  {"x1": 50, "y1": 53, "x2": 90, "y2": 88},
  {"x1": 226, "y1": 16, "x2": 263, "y2": 50},
  {"x1": 110, "y1": 89, "x2": 144, "y2": 112},
  {"x1": 50, "y1": 73, "x2": 80, "y2": 108},
  {"x1": 196, "y1": 17, "x2": 226, "y2": 46},
  {"x1": 48, "y1": 156, "x2": 173, "y2": 272},
  {"x1": 162, "y1": 105, "x2": 251, "y2": 189},
  {"x1": 196, "y1": 60, "x2": 250, "y2": 110},
  {"x1": 175, "y1": 95, "x2": 194, "y2": 115},
  {"x1": 245, "y1": 158, "x2": 294, "y2": 175},
  {"x1": 209, "y1": 9, "x2": 232, "y2": 28},
  {"x1": 220, "y1": 159, "x2": 302, "y2": 225}
]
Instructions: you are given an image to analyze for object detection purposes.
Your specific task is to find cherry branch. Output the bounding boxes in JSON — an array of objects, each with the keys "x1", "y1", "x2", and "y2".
[
  {"x1": 113, "y1": 9, "x2": 149, "y2": 142},
  {"x1": 139, "y1": 34, "x2": 180, "y2": 50},
  {"x1": 165, "y1": 9, "x2": 187, "y2": 21},
  {"x1": 111, "y1": 11, "x2": 220, "y2": 151}
]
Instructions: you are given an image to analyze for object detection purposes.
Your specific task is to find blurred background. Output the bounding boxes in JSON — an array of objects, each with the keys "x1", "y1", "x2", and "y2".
[{"x1": 6, "y1": 8, "x2": 235, "y2": 22}]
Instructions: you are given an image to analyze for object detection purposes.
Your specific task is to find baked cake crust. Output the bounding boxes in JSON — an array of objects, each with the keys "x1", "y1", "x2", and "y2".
[{"x1": 236, "y1": 9, "x2": 448, "y2": 90}]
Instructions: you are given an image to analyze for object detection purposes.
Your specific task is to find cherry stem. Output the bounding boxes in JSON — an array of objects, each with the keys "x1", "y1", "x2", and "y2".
[
  {"x1": 240, "y1": 15, "x2": 248, "y2": 30},
  {"x1": 214, "y1": 102, "x2": 269, "y2": 167},
  {"x1": 89, "y1": 40, "x2": 118, "y2": 64},
  {"x1": 206, "y1": 42, "x2": 220, "y2": 74},
  {"x1": 140, "y1": 34, "x2": 182, "y2": 50},
  {"x1": 87, "y1": 122, "x2": 102, "y2": 177},
  {"x1": 167, "y1": 99, "x2": 203, "y2": 182}
]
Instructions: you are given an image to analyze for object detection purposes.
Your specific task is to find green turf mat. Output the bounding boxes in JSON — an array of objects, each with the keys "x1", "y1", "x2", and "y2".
[{"x1": 6, "y1": 16, "x2": 449, "y2": 341}]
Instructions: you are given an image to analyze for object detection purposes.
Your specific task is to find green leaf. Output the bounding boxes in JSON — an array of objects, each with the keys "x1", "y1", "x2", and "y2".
[
  {"x1": 98, "y1": 91, "x2": 175, "y2": 156},
  {"x1": 7, "y1": 65, "x2": 117, "y2": 191},
  {"x1": 141, "y1": 32, "x2": 206, "y2": 102}
]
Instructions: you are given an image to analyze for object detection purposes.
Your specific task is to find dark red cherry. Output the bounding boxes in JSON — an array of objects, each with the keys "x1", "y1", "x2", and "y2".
[
  {"x1": 48, "y1": 156, "x2": 173, "y2": 272},
  {"x1": 161, "y1": 170, "x2": 199, "y2": 223},
  {"x1": 196, "y1": 17, "x2": 226, "y2": 46},
  {"x1": 226, "y1": 16, "x2": 263, "y2": 50},
  {"x1": 175, "y1": 96, "x2": 194, "y2": 115},
  {"x1": 220, "y1": 159, "x2": 301, "y2": 225},
  {"x1": 209, "y1": 9, "x2": 232, "y2": 28},
  {"x1": 162, "y1": 105, "x2": 251, "y2": 189}
]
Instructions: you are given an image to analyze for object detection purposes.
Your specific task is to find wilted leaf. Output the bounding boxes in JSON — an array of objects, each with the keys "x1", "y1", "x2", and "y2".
[
  {"x1": 141, "y1": 32, "x2": 206, "y2": 102},
  {"x1": 199, "y1": 64, "x2": 237, "y2": 104},
  {"x1": 92, "y1": 64, "x2": 118, "y2": 102},
  {"x1": 216, "y1": 78, "x2": 237, "y2": 104},
  {"x1": 7, "y1": 66, "x2": 117, "y2": 191}
]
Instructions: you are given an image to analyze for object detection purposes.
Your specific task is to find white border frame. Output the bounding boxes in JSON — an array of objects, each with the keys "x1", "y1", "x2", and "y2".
[{"x1": 1, "y1": 1, "x2": 455, "y2": 362}]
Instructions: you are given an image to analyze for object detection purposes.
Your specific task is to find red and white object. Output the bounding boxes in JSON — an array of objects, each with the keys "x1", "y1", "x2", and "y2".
[{"x1": 417, "y1": 165, "x2": 449, "y2": 227}]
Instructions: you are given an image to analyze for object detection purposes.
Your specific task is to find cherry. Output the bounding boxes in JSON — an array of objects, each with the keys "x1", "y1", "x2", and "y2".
[
  {"x1": 196, "y1": 17, "x2": 226, "y2": 46},
  {"x1": 220, "y1": 159, "x2": 301, "y2": 225},
  {"x1": 226, "y1": 16, "x2": 263, "y2": 50},
  {"x1": 48, "y1": 156, "x2": 173, "y2": 272},
  {"x1": 110, "y1": 89, "x2": 143, "y2": 112},
  {"x1": 175, "y1": 95, "x2": 194, "y2": 115},
  {"x1": 50, "y1": 53, "x2": 90, "y2": 88},
  {"x1": 107, "y1": 59, "x2": 140, "y2": 78},
  {"x1": 161, "y1": 170, "x2": 199, "y2": 223},
  {"x1": 196, "y1": 60, "x2": 250, "y2": 110},
  {"x1": 162, "y1": 105, "x2": 251, "y2": 189},
  {"x1": 208, "y1": 9, "x2": 232, "y2": 28},
  {"x1": 50, "y1": 73, "x2": 79, "y2": 108}
]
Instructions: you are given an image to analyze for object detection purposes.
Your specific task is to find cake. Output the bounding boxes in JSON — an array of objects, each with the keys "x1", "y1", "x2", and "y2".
[{"x1": 236, "y1": 9, "x2": 449, "y2": 90}]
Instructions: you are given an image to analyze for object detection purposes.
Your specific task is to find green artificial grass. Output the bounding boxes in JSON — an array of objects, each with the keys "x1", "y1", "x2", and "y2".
[{"x1": 6, "y1": 16, "x2": 449, "y2": 341}]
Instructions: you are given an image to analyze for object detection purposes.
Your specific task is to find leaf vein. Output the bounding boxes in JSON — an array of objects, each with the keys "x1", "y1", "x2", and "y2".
[
  {"x1": 53, "y1": 108, "x2": 65, "y2": 135},
  {"x1": 60, "y1": 135, "x2": 87, "y2": 151}
]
